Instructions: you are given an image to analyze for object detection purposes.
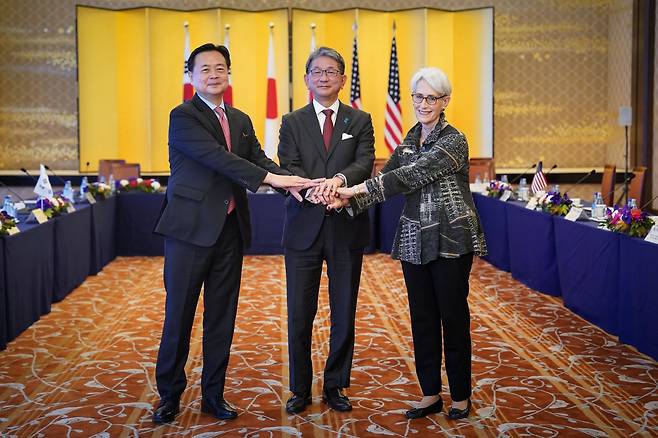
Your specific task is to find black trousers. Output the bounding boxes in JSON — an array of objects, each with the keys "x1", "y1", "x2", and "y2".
[
  {"x1": 156, "y1": 213, "x2": 243, "y2": 401},
  {"x1": 285, "y1": 215, "x2": 364, "y2": 395},
  {"x1": 401, "y1": 253, "x2": 474, "y2": 401}
]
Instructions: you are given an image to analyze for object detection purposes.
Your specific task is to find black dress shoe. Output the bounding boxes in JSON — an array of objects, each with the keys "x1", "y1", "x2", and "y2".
[
  {"x1": 152, "y1": 398, "x2": 180, "y2": 424},
  {"x1": 322, "y1": 387, "x2": 352, "y2": 412},
  {"x1": 201, "y1": 397, "x2": 238, "y2": 420},
  {"x1": 448, "y1": 399, "x2": 471, "y2": 420},
  {"x1": 285, "y1": 393, "x2": 312, "y2": 414},
  {"x1": 405, "y1": 398, "x2": 443, "y2": 419}
]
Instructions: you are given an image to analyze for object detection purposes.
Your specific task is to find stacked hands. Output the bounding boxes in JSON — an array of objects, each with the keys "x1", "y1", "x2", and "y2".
[{"x1": 263, "y1": 173, "x2": 365, "y2": 208}]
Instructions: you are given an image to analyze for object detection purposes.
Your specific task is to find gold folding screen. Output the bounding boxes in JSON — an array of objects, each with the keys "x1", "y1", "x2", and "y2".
[
  {"x1": 78, "y1": 6, "x2": 289, "y2": 172},
  {"x1": 292, "y1": 8, "x2": 492, "y2": 159},
  {"x1": 78, "y1": 6, "x2": 491, "y2": 171}
]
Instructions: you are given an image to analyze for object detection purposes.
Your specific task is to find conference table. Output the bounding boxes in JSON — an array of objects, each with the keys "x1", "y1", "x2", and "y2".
[
  {"x1": 470, "y1": 193, "x2": 658, "y2": 360},
  {"x1": 3, "y1": 191, "x2": 656, "y2": 360}
]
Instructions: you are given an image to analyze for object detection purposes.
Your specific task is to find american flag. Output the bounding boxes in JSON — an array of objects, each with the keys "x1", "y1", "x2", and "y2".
[
  {"x1": 384, "y1": 27, "x2": 402, "y2": 155},
  {"x1": 349, "y1": 26, "x2": 362, "y2": 110},
  {"x1": 182, "y1": 22, "x2": 193, "y2": 102},
  {"x1": 531, "y1": 161, "x2": 548, "y2": 193}
]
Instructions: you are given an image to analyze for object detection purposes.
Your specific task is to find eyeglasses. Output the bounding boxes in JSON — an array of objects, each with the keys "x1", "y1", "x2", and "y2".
[
  {"x1": 309, "y1": 68, "x2": 341, "y2": 78},
  {"x1": 411, "y1": 93, "x2": 447, "y2": 105}
]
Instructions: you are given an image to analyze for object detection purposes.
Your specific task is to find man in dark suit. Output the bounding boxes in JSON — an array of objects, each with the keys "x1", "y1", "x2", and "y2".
[
  {"x1": 152, "y1": 43, "x2": 313, "y2": 424},
  {"x1": 278, "y1": 47, "x2": 375, "y2": 414}
]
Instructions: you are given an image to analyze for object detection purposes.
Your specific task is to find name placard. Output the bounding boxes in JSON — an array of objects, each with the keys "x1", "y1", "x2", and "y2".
[
  {"x1": 645, "y1": 225, "x2": 658, "y2": 245},
  {"x1": 6, "y1": 226, "x2": 20, "y2": 235},
  {"x1": 66, "y1": 204, "x2": 76, "y2": 213},
  {"x1": 525, "y1": 198, "x2": 538, "y2": 210},
  {"x1": 85, "y1": 192, "x2": 96, "y2": 204},
  {"x1": 29, "y1": 208, "x2": 48, "y2": 224},
  {"x1": 500, "y1": 190, "x2": 512, "y2": 202},
  {"x1": 565, "y1": 207, "x2": 584, "y2": 222}
]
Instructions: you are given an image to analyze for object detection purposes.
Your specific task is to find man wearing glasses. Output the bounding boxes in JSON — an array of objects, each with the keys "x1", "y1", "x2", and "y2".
[{"x1": 277, "y1": 47, "x2": 375, "y2": 414}]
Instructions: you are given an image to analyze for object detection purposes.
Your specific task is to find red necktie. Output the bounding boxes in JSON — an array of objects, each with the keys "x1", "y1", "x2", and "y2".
[
  {"x1": 214, "y1": 106, "x2": 235, "y2": 214},
  {"x1": 322, "y1": 109, "x2": 334, "y2": 150}
]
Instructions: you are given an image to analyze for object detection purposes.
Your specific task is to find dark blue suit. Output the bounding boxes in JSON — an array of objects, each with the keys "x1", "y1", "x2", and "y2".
[
  {"x1": 278, "y1": 102, "x2": 375, "y2": 395},
  {"x1": 154, "y1": 94, "x2": 287, "y2": 402}
]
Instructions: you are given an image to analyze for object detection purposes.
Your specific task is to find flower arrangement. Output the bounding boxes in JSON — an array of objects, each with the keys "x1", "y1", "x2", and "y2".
[
  {"x1": 605, "y1": 205, "x2": 655, "y2": 238},
  {"x1": 0, "y1": 210, "x2": 17, "y2": 236},
  {"x1": 117, "y1": 178, "x2": 163, "y2": 194},
  {"x1": 36, "y1": 196, "x2": 72, "y2": 218},
  {"x1": 88, "y1": 182, "x2": 113, "y2": 200},
  {"x1": 540, "y1": 191, "x2": 572, "y2": 216},
  {"x1": 486, "y1": 180, "x2": 512, "y2": 198}
]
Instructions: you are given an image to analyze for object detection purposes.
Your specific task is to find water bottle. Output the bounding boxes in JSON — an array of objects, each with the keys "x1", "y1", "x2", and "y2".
[
  {"x1": 79, "y1": 176, "x2": 89, "y2": 202},
  {"x1": 483, "y1": 172, "x2": 490, "y2": 184},
  {"x1": 552, "y1": 184, "x2": 560, "y2": 193},
  {"x1": 474, "y1": 174, "x2": 482, "y2": 185},
  {"x1": 99, "y1": 175, "x2": 106, "y2": 184},
  {"x1": 628, "y1": 198, "x2": 637, "y2": 209},
  {"x1": 591, "y1": 192, "x2": 604, "y2": 219},
  {"x1": 518, "y1": 177, "x2": 529, "y2": 201},
  {"x1": 501, "y1": 174, "x2": 508, "y2": 183},
  {"x1": 2, "y1": 195, "x2": 14, "y2": 217},
  {"x1": 108, "y1": 174, "x2": 116, "y2": 194},
  {"x1": 63, "y1": 180, "x2": 74, "y2": 201}
]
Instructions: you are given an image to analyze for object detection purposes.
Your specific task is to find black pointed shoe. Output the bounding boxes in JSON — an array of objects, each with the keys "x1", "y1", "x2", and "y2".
[
  {"x1": 201, "y1": 397, "x2": 238, "y2": 420},
  {"x1": 285, "y1": 393, "x2": 312, "y2": 414},
  {"x1": 405, "y1": 398, "x2": 443, "y2": 419},
  {"x1": 322, "y1": 387, "x2": 352, "y2": 412},
  {"x1": 152, "y1": 398, "x2": 180, "y2": 424},
  {"x1": 448, "y1": 399, "x2": 471, "y2": 420}
]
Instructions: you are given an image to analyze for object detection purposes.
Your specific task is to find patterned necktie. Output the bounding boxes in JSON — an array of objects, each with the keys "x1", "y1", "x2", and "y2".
[
  {"x1": 322, "y1": 109, "x2": 334, "y2": 150},
  {"x1": 214, "y1": 106, "x2": 235, "y2": 214}
]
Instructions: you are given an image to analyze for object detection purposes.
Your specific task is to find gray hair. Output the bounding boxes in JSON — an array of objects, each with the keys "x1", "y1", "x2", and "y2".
[
  {"x1": 305, "y1": 46, "x2": 345, "y2": 75},
  {"x1": 410, "y1": 67, "x2": 452, "y2": 96}
]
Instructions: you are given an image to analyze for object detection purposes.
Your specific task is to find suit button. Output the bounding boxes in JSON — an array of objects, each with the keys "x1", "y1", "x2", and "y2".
[{"x1": 224, "y1": 200, "x2": 229, "y2": 205}]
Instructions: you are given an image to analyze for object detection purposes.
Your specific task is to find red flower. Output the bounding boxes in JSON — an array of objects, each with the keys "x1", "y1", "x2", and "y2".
[
  {"x1": 129, "y1": 179, "x2": 137, "y2": 188},
  {"x1": 631, "y1": 208, "x2": 642, "y2": 220}
]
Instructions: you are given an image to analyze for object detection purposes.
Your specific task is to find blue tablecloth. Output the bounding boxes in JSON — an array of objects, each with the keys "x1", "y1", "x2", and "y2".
[
  {"x1": 617, "y1": 235, "x2": 658, "y2": 359},
  {"x1": 506, "y1": 202, "x2": 561, "y2": 296},
  {"x1": 116, "y1": 193, "x2": 164, "y2": 256},
  {"x1": 4, "y1": 220, "x2": 54, "y2": 342},
  {"x1": 90, "y1": 196, "x2": 116, "y2": 274},
  {"x1": 473, "y1": 193, "x2": 510, "y2": 271},
  {"x1": 378, "y1": 195, "x2": 404, "y2": 254},
  {"x1": 53, "y1": 205, "x2": 92, "y2": 302},
  {"x1": 553, "y1": 217, "x2": 620, "y2": 334},
  {"x1": 113, "y1": 192, "x2": 378, "y2": 256},
  {"x1": 0, "y1": 238, "x2": 5, "y2": 350}
]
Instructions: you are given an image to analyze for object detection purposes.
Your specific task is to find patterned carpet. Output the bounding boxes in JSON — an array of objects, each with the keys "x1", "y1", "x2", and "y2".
[{"x1": 0, "y1": 255, "x2": 656, "y2": 437}]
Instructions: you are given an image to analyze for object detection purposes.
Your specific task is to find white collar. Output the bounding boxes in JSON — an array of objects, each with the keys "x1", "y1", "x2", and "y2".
[
  {"x1": 312, "y1": 99, "x2": 340, "y2": 116},
  {"x1": 197, "y1": 94, "x2": 225, "y2": 113}
]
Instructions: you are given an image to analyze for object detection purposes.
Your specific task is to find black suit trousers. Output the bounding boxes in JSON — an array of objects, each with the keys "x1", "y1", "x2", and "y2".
[
  {"x1": 156, "y1": 213, "x2": 243, "y2": 401},
  {"x1": 285, "y1": 215, "x2": 364, "y2": 395},
  {"x1": 401, "y1": 253, "x2": 474, "y2": 401}
]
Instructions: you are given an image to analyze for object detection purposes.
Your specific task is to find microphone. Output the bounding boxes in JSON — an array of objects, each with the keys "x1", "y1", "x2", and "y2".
[
  {"x1": 605, "y1": 173, "x2": 635, "y2": 206},
  {"x1": 20, "y1": 167, "x2": 38, "y2": 183},
  {"x1": 509, "y1": 163, "x2": 536, "y2": 185},
  {"x1": 0, "y1": 179, "x2": 27, "y2": 203},
  {"x1": 640, "y1": 193, "x2": 658, "y2": 211},
  {"x1": 545, "y1": 164, "x2": 558, "y2": 175},
  {"x1": 562, "y1": 169, "x2": 596, "y2": 195},
  {"x1": 44, "y1": 164, "x2": 68, "y2": 187}
]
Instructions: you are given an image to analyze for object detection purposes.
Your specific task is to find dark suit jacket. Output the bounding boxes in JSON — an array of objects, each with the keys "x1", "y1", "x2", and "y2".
[
  {"x1": 155, "y1": 93, "x2": 287, "y2": 248},
  {"x1": 278, "y1": 102, "x2": 375, "y2": 251}
]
